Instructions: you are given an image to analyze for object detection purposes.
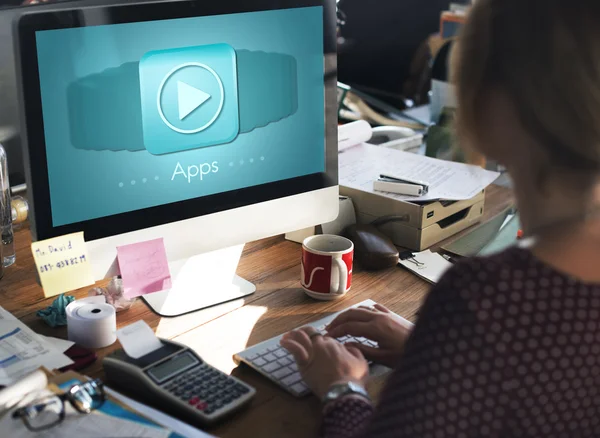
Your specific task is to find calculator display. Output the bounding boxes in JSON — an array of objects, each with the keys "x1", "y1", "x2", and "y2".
[{"x1": 147, "y1": 352, "x2": 198, "y2": 383}]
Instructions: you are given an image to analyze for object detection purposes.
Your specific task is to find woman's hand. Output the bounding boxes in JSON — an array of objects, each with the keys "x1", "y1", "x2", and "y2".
[
  {"x1": 326, "y1": 304, "x2": 412, "y2": 368},
  {"x1": 281, "y1": 326, "x2": 369, "y2": 399}
]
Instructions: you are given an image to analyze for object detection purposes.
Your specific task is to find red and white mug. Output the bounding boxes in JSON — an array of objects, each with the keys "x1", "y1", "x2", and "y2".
[{"x1": 301, "y1": 234, "x2": 354, "y2": 300}]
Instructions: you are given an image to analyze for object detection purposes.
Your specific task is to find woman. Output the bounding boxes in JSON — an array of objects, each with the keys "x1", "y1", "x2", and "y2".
[{"x1": 281, "y1": 1, "x2": 600, "y2": 436}]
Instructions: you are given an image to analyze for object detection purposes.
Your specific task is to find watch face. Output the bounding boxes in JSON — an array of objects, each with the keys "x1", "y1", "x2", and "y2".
[{"x1": 330, "y1": 384, "x2": 348, "y2": 398}]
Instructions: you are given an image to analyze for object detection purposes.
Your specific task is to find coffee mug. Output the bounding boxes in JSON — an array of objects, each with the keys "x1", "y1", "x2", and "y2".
[{"x1": 301, "y1": 234, "x2": 354, "y2": 300}]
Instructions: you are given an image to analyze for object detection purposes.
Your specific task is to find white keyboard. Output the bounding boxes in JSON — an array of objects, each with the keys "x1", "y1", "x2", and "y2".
[{"x1": 233, "y1": 299, "x2": 413, "y2": 397}]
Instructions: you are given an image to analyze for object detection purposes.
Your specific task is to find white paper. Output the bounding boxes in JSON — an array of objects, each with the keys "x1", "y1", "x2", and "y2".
[
  {"x1": 0, "y1": 388, "x2": 170, "y2": 438},
  {"x1": 66, "y1": 296, "x2": 117, "y2": 349},
  {"x1": 41, "y1": 336, "x2": 75, "y2": 353},
  {"x1": 0, "y1": 370, "x2": 48, "y2": 411},
  {"x1": 116, "y1": 320, "x2": 163, "y2": 359},
  {"x1": 339, "y1": 143, "x2": 500, "y2": 202},
  {"x1": 398, "y1": 250, "x2": 453, "y2": 284},
  {"x1": 107, "y1": 388, "x2": 215, "y2": 438},
  {"x1": 338, "y1": 120, "x2": 372, "y2": 151},
  {"x1": 0, "y1": 307, "x2": 73, "y2": 386}
]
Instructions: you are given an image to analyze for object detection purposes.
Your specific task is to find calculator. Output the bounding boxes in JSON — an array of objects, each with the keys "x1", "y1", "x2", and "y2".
[{"x1": 103, "y1": 338, "x2": 255, "y2": 426}]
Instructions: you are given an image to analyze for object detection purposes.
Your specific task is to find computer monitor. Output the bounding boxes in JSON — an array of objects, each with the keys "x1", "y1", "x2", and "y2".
[{"x1": 15, "y1": 0, "x2": 338, "y2": 316}]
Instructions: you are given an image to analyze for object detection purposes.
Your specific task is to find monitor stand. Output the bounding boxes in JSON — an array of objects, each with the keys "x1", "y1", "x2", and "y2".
[{"x1": 142, "y1": 245, "x2": 256, "y2": 317}]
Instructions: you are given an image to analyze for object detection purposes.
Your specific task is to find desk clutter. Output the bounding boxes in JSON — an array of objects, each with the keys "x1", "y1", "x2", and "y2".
[
  {"x1": 337, "y1": 121, "x2": 499, "y2": 251},
  {"x1": 0, "y1": 308, "x2": 256, "y2": 433},
  {"x1": 0, "y1": 369, "x2": 214, "y2": 437}
]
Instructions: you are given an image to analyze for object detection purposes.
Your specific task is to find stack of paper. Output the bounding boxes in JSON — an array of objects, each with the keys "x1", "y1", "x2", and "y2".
[
  {"x1": 0, "y1": 307, "x2": 73, "y2": 386},
  {"x1": 398, "y1": 250, "x2": 453, "y2": 284},
  {"x1": 339, "y1": 143, "x2": 499, "y2": 202}
]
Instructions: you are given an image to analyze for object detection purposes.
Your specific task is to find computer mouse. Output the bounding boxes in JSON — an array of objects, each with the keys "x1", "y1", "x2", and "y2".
[{"x1": 345, "y1": 224, "x2": 399, "y2": 271}]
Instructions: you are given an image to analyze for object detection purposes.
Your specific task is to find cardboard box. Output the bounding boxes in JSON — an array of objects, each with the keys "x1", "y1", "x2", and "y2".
[{"x1": 339, "y1": 185, "x2": 485, "y2": 251}]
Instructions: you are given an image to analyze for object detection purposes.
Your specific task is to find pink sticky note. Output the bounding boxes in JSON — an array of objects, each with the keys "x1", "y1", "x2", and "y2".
[{"x1": 116, "y1": 238, "x2": 172, "y2": 299}]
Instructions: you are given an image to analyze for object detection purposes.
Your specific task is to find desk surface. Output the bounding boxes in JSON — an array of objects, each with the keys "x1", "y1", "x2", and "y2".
[{"x1": 1, "y1": 185, "x2": 512, "y2": 437}]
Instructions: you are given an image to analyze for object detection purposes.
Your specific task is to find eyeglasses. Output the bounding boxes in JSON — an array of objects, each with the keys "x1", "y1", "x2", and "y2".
[{"x1": 12, "y1": 379, "x2": 106, "y2": 431}]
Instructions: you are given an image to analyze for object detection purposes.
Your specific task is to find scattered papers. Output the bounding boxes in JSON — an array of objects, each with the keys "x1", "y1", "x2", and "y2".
[
  {"x1": 116, "y1": 320, "x2": 163, "y2": 359},
  {"x1": 0, "y1": 307, "x2": 73, "y2": 385},
  {"x1": 398, "y1": 250, "x2": 453, "y2": 284},
  {"x1": 0, "y1": 388, "x2": 170, "y2": 438},
  {"x1": 41, "y1": 336, "x2": 75, "y2": 353},
  {"x1": 339, "y1": 143, "x2": 500, "y2": 202},
  {"x1": 117, "y1": 238, "x2": 172, "y2": 299},
  {"x1": 107, "y1": 388, "x2": 216, "y2": 438},
  {"x1": 31, "y1": 232, "x2": 95, "y2": 298}
]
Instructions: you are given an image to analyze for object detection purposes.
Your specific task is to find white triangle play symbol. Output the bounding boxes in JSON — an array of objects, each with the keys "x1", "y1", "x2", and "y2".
[{"x1": 177, "y1": 81, "x2": 211, "y2": 120}]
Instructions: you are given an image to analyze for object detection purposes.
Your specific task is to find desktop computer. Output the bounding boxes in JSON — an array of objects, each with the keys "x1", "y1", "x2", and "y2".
[{"x1": 14, "y1": 0, "x2": 339, "y2": 316}]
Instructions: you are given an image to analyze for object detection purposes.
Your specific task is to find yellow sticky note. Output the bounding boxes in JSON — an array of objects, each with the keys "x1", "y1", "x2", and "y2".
[{"x1": 31, "y1": 232, "x2": 95, "y2": 298}]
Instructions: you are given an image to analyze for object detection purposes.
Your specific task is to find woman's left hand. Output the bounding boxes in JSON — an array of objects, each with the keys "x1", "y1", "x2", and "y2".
[{"x1": 281, "y1": 326, "x2": 369, "y2": 399}]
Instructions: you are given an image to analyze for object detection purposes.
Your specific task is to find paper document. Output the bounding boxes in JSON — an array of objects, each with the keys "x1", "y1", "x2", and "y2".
[
  {"x1": 107, "y1": 388, "x2": 216, "y2": 438},
  {"x1": 0, "y1": 307, "x2": 73, "y2": 385},
  {"x1": 117, "y1": 238, "x2": 172, "y2": 298},
  {"x1": 338, "y1": 120, "x2": 372, "y2": 151},
  {"x1": 116, "y1": 320, "x2": 163, "y2": 359},
  {"x1": 398, "y1": 250, "x2": 453, "y2": 284},
  {"x1": 31, "y1": 232, "x2": 95, "y2": 298},
  {"x1": 40, "y1": 336, "x2": 75, "y2": 353},
  {"x1": 0, "y1": 388, "x2": 169, "y2": 438},
  {"x1": 339, "y1": 143, "x2": 499, "y2": 202}
]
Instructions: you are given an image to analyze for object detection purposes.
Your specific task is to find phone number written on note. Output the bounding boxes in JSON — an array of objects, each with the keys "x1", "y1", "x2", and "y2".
[{"x1": 38, "y1": 255, "x2": 88, "y2": 273}]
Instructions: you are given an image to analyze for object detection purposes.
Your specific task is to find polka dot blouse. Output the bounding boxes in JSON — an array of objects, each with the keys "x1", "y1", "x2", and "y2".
[{"x1": 321, "y1": 247, "x2": 600, "y2": 437}]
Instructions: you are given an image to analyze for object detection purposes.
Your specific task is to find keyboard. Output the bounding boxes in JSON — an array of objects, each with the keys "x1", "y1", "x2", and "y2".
[{"x1": 233, "y1": 299, "x2": 414, "y2": 397}]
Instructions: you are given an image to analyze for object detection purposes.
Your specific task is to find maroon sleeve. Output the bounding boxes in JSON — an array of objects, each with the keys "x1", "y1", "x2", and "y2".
[
  {"x1": 320, "y1": 396, "x2": 374, "y2": 438},
  {"x1": 321, "y1": 261, "x2": 509, "y2": 438}
]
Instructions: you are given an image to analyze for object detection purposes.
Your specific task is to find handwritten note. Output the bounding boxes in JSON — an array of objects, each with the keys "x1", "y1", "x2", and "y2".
[
  {"x1": 116, "y1": 238, "x2": 172, "y2": 299},
  {"x1": 31, "y1": 232, "x2": 95, "y2": 298}
]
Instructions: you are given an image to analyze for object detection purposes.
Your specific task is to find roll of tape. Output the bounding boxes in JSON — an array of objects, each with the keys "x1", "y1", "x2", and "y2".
[{"x1": 66, "y1": 296, "x2": 117, "y2": 349}]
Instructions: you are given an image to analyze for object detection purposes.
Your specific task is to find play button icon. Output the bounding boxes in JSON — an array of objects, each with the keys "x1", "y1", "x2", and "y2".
[
  {"x1": 178, "y1": 81, "x2": 211, "y2": 120},
  {"x1": 155, "y1": 61, "x2": 226, "y2": 135}
]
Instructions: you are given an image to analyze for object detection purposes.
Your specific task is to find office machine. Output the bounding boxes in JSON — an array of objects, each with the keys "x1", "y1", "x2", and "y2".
[
  {"x1": 15, "y1": 0, "x2": 338, "y2": 316},
  {"x1": 234, "y1": 299, "x2": 413, "y2": 396},
  {"x1": 104, "y1": 339, "x2": 256, "y2": 426}
]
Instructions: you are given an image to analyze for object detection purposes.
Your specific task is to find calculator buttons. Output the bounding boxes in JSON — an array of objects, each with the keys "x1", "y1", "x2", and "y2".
[{"x1": 164, "y1": 364, "x2": 253, "y2": 420}]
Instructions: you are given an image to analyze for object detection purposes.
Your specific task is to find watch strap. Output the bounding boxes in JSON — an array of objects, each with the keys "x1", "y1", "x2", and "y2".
[{"x1": 322, "y1": 381, "x2": 370, "y2": 405}]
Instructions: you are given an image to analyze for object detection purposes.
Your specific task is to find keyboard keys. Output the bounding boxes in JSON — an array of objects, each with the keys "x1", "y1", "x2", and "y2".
[
  {"x1": 267, "y1": 345, "x2": 280, "y2": 352},
  {"x1": 282, "y1": 372, "x2": 302, "y2": 386},
  {"x1": 246, "y1": 352, "x2": 259, "y2": 361},
  {"x1": 273, "y1": 349, "x2": 288, "y2": 358},
  {"x1": 262, "y1": 362, "x2": 281, "y2": 373},
  {"x1": 289, "y1": 362, "x2": 299, "y2": 372},
  {"x1": 263, "y1": 353, "x2": 277, "y2": 362},
  {"x1": 272, "y1": 367, "x2": 293, "y2": 380},
  {"x1": 277, "y1": 357, "x2": 292, "y2": 367},
  {"x1": 291, "y1": 382, "x2": 308, "y2": 394},
  {"x1": 253, "y1": 357, "x2": 267, "y2": 367}
]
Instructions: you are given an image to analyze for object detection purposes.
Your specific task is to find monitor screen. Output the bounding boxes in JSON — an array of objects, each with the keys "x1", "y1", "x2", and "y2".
[{"x1": 33, "y1": 6, "x2": 326, "y2": 228}]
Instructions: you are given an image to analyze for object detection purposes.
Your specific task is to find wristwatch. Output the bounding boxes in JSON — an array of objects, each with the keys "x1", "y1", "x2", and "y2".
[{"x1": 322, "y1": 381, "x2": 371, "y2": 405}]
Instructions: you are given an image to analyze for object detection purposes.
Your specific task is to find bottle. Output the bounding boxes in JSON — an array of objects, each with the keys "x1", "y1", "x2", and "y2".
[
  {"x1": 11, "y1": 196, "x2": 29, "y2": 229},
  {"x1": 0, "y1": 144, "x2": 14, "y2": 267}
]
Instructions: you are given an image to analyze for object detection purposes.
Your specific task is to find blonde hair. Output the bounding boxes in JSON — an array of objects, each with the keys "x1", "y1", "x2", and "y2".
[{"x1": 452, "y1": 0, "x2": 600, "y2": 173}]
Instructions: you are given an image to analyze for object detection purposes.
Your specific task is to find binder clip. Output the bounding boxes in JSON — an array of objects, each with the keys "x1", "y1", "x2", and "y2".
[{"x1": 399, "y1": 251, "x2": 425, "y2": 267}]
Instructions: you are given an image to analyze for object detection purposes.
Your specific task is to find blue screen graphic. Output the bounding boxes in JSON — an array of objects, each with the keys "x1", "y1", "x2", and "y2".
[{"x1": 35, "y1": 6, "x2": 325, "y2": 227}]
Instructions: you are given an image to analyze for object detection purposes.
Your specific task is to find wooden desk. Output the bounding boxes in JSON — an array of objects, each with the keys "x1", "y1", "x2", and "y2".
[{"x1": 0, "y1": 185, "x2": 512, "y2": 437}]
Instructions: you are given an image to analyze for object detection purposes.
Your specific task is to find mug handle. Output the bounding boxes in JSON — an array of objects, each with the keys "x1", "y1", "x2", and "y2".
[{"x1": 332, "y1": 258, "x2": 348, "y2": 295}]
